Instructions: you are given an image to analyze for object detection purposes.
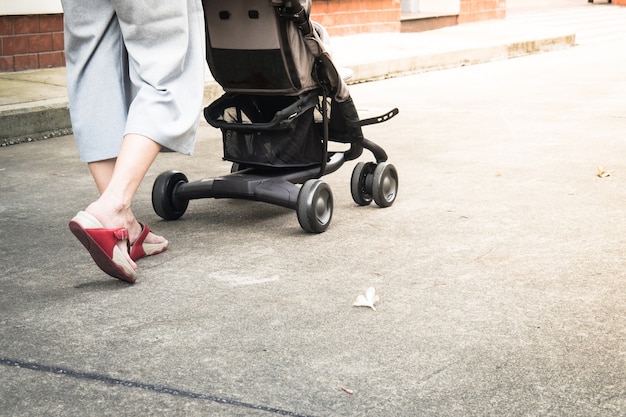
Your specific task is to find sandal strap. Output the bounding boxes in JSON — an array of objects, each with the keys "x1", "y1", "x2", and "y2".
[
  {"x1": 113, "y1": 228, "x2": 129, "y2": 241},
  {"x1": 130, "y1": 223, "x2": 150, "y2": 247},
  {"x1": 129, "y1": 223, "x2": 150, "y2": 260}
]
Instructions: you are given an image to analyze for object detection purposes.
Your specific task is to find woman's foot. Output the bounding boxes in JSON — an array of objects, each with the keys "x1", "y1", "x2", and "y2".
[
  {"x1": 72, "y1": 193, "x2": 169, "y2": 281},
  {"x1": 83, "y1": 201, "x2": 137, "y2": 267},
  {"x1": 69, "y1": 210, "x2": 137, "y2": 283},
  {"x1": 129, "y1": 223, "x2": 169, "y2": 261},
  {"x1": 83, "y1": 202, "x2": 169, "y2": 261}
]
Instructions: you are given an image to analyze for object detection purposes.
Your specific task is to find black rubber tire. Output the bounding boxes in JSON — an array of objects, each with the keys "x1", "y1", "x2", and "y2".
[
  {"x1": 372, "y1": 162, "x2": 398, "y2": 208},
  {"x1": 296, "y1": 179, "x2": 333, "y2": 233},
  {"x1": 350, "y1": 161, "x2": 375, "y2": 206},
  {"x1": 152, "y1": 170, "x2": 189, "y2": 220}
]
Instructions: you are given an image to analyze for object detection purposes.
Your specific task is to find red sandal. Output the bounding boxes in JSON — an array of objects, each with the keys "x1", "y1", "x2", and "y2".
[
  {"x1": 69, "y1": 211, "x2": 137, "y2": 283},
  {"x1": 129, "y1": 223, "x2": 168, "y2": 261}
]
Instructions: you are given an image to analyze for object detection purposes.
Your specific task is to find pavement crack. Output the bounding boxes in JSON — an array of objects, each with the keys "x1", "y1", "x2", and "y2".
[{"x1": 0, "y1": 357, "x2": 318, "y2": 417}]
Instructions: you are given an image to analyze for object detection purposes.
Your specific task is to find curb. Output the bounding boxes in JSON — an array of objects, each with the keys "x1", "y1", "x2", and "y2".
[
  {"x1": 0, "y1": 99, "x2": 72, "y2": 147},
  {"x1": 347, "y1": 34, "x2": 576, "y2": 83}
]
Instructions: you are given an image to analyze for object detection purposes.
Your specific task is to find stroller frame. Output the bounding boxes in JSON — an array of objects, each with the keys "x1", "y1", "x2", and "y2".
[{"x1": 152, "y1": 0, "x2": 399, "y2": 233}]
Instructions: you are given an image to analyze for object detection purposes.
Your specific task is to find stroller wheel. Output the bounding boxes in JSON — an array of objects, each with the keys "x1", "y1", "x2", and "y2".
[
  {"x1": 297, "y1": 179, "x2": 333, "y2": 233},
  {"x1": 372, "y1": 163, "x2": 399, "y2": 208},
  {"x1": 152, "y1": 170, "x2": 190, "y2": 220},
  {"x1": 350, "y1": 162, "x2": 375, "y2": 206}
]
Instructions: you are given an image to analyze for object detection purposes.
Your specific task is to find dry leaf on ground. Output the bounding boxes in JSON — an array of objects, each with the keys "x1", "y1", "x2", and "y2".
[
  {"x1": 353, "y1": 287, "x2": 380, "y2": 311},
  {"x1": 597, "y1": 166, "x2": 611, "y2": 178}
]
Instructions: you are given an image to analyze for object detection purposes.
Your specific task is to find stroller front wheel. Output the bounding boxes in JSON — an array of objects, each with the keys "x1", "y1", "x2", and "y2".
[
  {"x1": 152, "y1": 170, "x2": 190, "y2": 220},
  {"x1": 297, "y1": 179, "x2": 333, "y2": 233},
  {"x1": 372, "y1": 162, "x2": 399, "y2": 208}
]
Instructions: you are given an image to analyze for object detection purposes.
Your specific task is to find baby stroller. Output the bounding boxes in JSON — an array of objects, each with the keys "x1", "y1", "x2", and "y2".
[{"x1": 151, "y1": 0, "x2": 399, "y2": 233}]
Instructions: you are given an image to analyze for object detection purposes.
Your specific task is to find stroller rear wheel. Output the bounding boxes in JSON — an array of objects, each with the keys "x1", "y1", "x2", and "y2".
[
  {"x1": 350, "y1": 162, "x2": 375, "y2": 206},
  {"x1": 152, "y1": 170, "x2": 190, "y2": 220},
  {"x1": 297, "y1": 179, "x2": 333, "y2": 233}
]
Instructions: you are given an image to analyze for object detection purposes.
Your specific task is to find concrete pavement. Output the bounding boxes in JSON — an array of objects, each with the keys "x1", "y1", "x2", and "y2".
[
  {"x1": 2, "y1": 35, "x2": 625, "y2": 416},
  {"x1": 1, "y1": 2, "x2": 626, "y2": 416}
]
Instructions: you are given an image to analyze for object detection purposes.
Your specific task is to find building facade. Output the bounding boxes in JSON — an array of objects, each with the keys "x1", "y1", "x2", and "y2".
[
  {"x1": 1, "y1": 0, "x2": 512, "y2": 72},
  {"x1": 312, "y1": 0, "x2": 507, "y2": 36}
]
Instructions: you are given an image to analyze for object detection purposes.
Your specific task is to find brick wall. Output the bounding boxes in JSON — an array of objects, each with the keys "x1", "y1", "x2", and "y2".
[
  {"x1": 0, "y1": 14, "x2": 65, "y2": 72},
  {"x1": 458, "y1": 0, "x2": 506, "y2": 24},
  {"x1": 311, "y1": 0, "x2": 402, "y2": 36},
  {"x1": 312, "y1": 0, "x2": 505, "y2": 36}
]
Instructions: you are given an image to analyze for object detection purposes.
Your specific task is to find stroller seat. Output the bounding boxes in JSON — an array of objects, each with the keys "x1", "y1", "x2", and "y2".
[{"x1": 151, "y1": 0, "x2": 399, "y2": 233}]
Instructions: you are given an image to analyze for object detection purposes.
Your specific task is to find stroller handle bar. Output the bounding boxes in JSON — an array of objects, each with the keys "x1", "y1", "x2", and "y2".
[{"x1": 272, "y1": 0, "x2": 313, "y2": 33}]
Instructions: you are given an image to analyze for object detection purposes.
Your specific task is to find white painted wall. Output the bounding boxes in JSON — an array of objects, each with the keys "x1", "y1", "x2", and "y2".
[
  {"x1": 402, "y1": 0, "x2": 460, "y2": 14},
  {"x1": 0, "y1": 0, "x2": 63, "y2": 15},
  {"x1": 419, "y1": 0, "x2": 460, "y2": 14}
]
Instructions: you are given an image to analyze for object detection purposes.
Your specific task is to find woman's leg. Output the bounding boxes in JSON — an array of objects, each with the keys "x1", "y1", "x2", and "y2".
[
  {"x1": 62, "y1": 0, "x2": 130, "y2": 163},
  {"x1": 64, "y1": 0, "x2": 203, "y2": 280},
  {"x1": 84, "y1": 134, "x2": 163, "y2": 267},
  {"x1": 113, "y1": 0, "x2": 205, "y2": 155},
  {"x1": 88, "y1": 157, "x2": 167, "y2": 248},
  {"x1": 88, "y1": 159, "x2": 115, "y2": 194}
]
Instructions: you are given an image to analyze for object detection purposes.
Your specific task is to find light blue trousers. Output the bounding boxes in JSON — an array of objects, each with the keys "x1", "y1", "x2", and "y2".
[{"x1": 61, "y1": 0, "x2": 205, "y2": 162}]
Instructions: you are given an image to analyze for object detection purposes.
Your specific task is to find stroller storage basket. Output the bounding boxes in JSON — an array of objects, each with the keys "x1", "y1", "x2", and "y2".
[{"x1": 204, "y1": 91, "x2": 323, "y2": 167}]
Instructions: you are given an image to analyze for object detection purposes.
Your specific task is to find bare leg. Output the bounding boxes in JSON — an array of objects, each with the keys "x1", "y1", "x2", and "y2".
[
  {"x1": 88, "y1": 158, "x2": 115, "y2": 194},
  {"x1": 83, "y1": 134, "x2": 163, "y2": 267},
  {"x1": 88, "y1": 156, "x2": 167, "y2": 247}
]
